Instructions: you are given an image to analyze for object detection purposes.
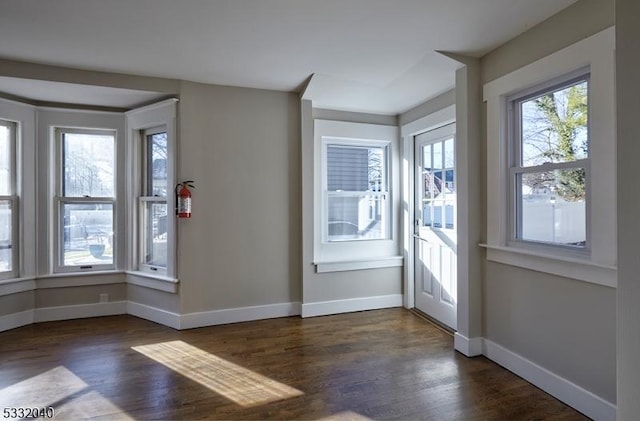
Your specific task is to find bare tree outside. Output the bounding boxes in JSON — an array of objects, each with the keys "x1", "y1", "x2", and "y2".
[{"x1": 521, "y1": 81, "x2": 588, "y2": 201}]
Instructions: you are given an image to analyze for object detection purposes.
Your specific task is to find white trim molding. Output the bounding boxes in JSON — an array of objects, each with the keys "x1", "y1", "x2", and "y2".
[
  {"x1": 0, "y1": 310, "x2": 34, "y2": 332},
  {"x1": 34, "y1": 301, "x2": 127, "y2": 323},
  {"x1": 127, "y1": 301, "x2": 181, "y2": 330},
  {"x1": 483, "y1": 339, "x2": 616, "y2": 421},
  {"x1": 400, "y1": 105, "x2": 456, "y2": 310},
  {"x1": 301, "y1": 294, "x2": 402, "y2": 318},
  {"x1": 453, "y1": 333, "x2": 483, "y2": 357},
  {"x1": 126, "y1": 272, "x2": 179, "y2": 293},
  {"x1": 481, "y1": 244, "x2": 616, "y2": 288},
  {"x1": 0, "y1": 278, "x2": 36, "y2": 297},
  {"x1": 180, "y1": 302, "x2": 301, "y2": 330},
  {"x1": 483, "y1": 27, "x2": 616, "y2": 286},
  {"x1": 315, "y1": 256, "x2": 403, "y2": 273}
]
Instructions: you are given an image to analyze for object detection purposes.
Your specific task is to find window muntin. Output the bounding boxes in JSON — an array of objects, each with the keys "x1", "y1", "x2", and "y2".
[
  {"x1": 140, "y1": 128, "x2": 168, "y2": 272},
  {"x1": 56, "y1": 128, "x2": 116, "y2": 271},
  {"x1": 0, "y1": 121, "x2": 17, "y2": 278},
  {"x1": 511, "y1": 75, "x2": 589, "y2": 249},
  {"x1": 324, "y1": 142, "x2": 390, "y2": 242},
  {"x1": 420, "y1": 136, "x2": 455, "y2": 230}
]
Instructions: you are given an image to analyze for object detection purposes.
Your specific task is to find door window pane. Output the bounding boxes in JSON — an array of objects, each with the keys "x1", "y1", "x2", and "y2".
[
  {"x1": 62, "y1": 203, "x2": 113, "y2": 266},
  {"x1": 63, "y1": 132, "x2": 115, "y2": 197}
]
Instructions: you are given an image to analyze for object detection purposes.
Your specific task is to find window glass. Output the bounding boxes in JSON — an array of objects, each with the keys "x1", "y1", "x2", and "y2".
[
  {"x1": 140, "y1": 128, "x2": 168, "y2": 271},
  {"x1": 147, "y1": 132, "x2": 167, "y2": 197},
  {"x1": 62, "y1": 203, "x2": 113, "y2": 266},
  {"x1": 520, "y1": 81, "x2": 588, "y2": 167},
  {"x1": 326, "y1": 144, "x2": 389, "y2": 242},
  {"x1": 513, "y1": 76, "x2": 589, "y2": 248},
  {"x1": 57, "y1": 129, "x2": 116, "y2": 271},
  {"x1": 63, "y1": 132, "x2": 114, "y2": 197},
  {"x1": 142, "y1": 202, "x2": 168, "y2": 268},
  {"x1": 0, "y1": 125, "x2": 11, "y2": 195},
  {"x1": 0, "y1": 200, "x2": 12, "y2": 272}
]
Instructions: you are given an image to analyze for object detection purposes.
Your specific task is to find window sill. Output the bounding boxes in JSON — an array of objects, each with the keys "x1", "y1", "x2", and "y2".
[
  {"x1": 126, "y1": 271, "x2": 179, "y2": 293},
  {"x1": 315, "y1": 256, "x2": 403, "y2": 273},
  {"x1": 37, "y1": 271, "x2": 126, "y2": 288},
  {"x1": 0, "y1": 271, "x2": 126, "y2": 295},
  {"x1": 479, "y1": 244, "x2": 616, "y2": 288},
  {"x1": 0, "y1": 277, "x2": 37, "y2": 296}
]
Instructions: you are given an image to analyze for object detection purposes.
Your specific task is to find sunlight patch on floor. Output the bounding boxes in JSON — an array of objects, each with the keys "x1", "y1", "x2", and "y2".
[
  {"x1": 0, "y1": 366, "x2": 131, "y2": 420},
  {"x1": 0, "y1": 366, "x2": 87, "y2": 409},
  {"x1": 53, "y1": 390, "x2": 133, "y2": 420},
  {"x1": 132, "y1": 340, "x2": 304, "y2": 407},
  {"x1": 316, "y1": 411, "x2": 374, "y2": 421}
]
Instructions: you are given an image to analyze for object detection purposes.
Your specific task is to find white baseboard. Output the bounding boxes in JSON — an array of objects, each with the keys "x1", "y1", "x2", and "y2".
[
  {"x1": 34, "y1": 301, "x2": 127, "y2": 323},
  {"x1": 0, "y1": 310, "x2": 35, "y2": 332},
  {"x1": 454, "y1": 332, "x2": 483, "y2": 356},
  {"x1": 127, "y1": 301, "x2": 181, "y2": 330},
  {"x1": 180, "y1": 302, "x2": 301, "y2": 330},
  {"x1": 483, "y1": 339, "x2": 616, "y2": 421},
  {"x1": 301, "y1": 294, "x2": 403, "y2": 318}
]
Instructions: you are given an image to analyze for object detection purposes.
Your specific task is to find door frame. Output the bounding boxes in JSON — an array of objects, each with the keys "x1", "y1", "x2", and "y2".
[{"x1": 400, "y1": 105, "x2": 455, "y2": 310}]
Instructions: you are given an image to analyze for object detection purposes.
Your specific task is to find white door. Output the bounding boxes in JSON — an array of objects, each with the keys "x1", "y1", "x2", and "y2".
[{"x1": 414, "y1": 124, "x2": 457, "y2": 330}]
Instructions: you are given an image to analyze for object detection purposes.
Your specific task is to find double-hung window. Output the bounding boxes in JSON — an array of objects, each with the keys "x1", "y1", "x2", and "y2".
[
  {"x1": 55, "y1": 128, "x2": 116, "y2": 271},
  {"x1": 0, "y1": 120, "x2": 17, "y2": 279},
  {"x1": 323, "y1": 140, "x2": 390, "y2": 242},
  {"x1": 510, "y1": 72, "x2": 590, "y2": 249},
  {"x1": 139, "y1": 127, "x2": 168, "y2": 273}
]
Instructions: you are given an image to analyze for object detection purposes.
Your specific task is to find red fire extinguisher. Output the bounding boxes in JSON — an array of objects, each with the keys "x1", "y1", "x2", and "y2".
[{"x1": 176, "y1": 180, "x2": 194, "y2": 218}]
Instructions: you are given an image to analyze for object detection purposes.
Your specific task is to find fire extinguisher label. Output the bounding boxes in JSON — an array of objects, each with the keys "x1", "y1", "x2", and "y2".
[{"x1": 178, "y1": 198, "x2": 191, "y2": 215}]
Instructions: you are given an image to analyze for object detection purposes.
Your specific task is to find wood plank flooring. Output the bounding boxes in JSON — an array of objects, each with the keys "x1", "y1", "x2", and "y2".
[{"x1": 0, "y1": 309, "x2": 586, "y2": 420}]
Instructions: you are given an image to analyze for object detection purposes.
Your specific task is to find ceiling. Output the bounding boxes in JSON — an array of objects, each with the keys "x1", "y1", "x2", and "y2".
[{"x1": 0, "y1": 0, "x2": 577, "y2": 114}]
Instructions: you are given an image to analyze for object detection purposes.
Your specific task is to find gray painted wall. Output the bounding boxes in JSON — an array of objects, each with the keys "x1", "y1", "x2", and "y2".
[
  {"x1": 479, "y1": 0, "x2": 616, "y2": 404},
  {"x1": 616, "y1": 0, "x2": 640, "y2": 417},
  {"x1": 127, "y1": 284, "x2": 180, "y2": 314},
  {"x1": 35, "y1": 283, "x2": 126, "y2": 308},
  {"x1": 484, "y1": 262, "x2": 616, "y2": 402},
  {"x1": 398, "y1": 89, "x2": 455, "y2": 126},
  {"x1": 481, "y1": 0, "x2": 613, "y2": 84},
  {"x1": 0, "y1": 291, "x2": 34, "y2": 316},
  {"x1": 177, "y1": 81, "x2": 301, "y2": 313}
]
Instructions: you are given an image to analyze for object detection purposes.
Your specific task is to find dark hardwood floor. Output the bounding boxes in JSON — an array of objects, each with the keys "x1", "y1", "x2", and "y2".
[{"x1": 0, "y1": 309, "x2": 586, "y2": 420}]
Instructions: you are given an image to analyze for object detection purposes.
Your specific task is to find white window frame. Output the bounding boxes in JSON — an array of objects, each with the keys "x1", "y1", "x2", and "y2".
[
  {"x1": 53, "y1": 127, "x2": 117, "y2": 273},
  {"x1": 508, "y1": 71, "x2": 591, "y2": 253},
  {"x1": 322, "y1": 138, "x2": 391, "y2": 243},
  {"x1": 313, "y1": 119, "x2": 401, "y2": 271},
  {"x1": 139, "y1": 126, "x2": 168, "y2": 275},
  {"x1": 483, "y1": 27, "x2": 616, "y2": 287},
  {"x1": 0, "y1": 120, "x2": 18, "y2": 280},
  {"x1": 125, "y1": 99, "x2": 178, "y2": 285}
]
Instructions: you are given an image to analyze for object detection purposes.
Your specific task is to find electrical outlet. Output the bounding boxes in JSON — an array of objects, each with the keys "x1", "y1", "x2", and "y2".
[{"x1": 99, "y1": 293, "x2": 109, "y2": 303}]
